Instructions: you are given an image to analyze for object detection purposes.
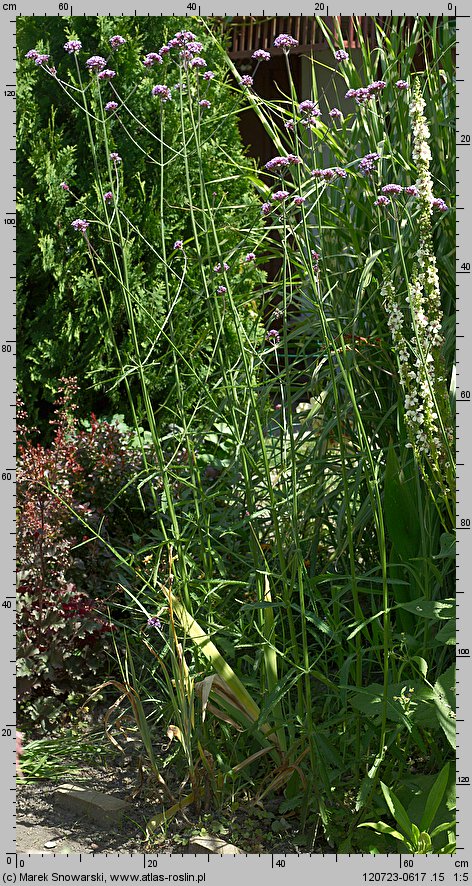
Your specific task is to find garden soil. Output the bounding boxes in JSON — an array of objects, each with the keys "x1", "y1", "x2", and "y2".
[{"x1": 17, "y1": 765, "x2": 154, "y2": 854}]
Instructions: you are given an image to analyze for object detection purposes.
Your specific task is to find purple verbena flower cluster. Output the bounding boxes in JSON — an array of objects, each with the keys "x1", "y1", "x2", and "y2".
[
  {"x1": 143, "y1": 52, "x2": 162, "y2": 67},
  {"x1": 298, "y1": 99, "x2": 322, "y2": 126},
  {"x1": 329, "y1": 107, "x2": 343, "y2": 118},
  {"x1": 71, "y1": 219, "x2": 89, "y2": 232},
  {"x1": 272, "y1": 190, "x2": 290, "y2": 202},
  {"x1": 109, "y1": 35, "x2": 126, "y2": 49},
  {"x1": 240, "y1": 74, "x2": 254, "y2": 87},
  {"x1": 147, "y1": 616, "x2": 162, "y2": 630},
  {"x1": 252, "y1": 49, "x2": 271, "y2": 61},
  {"x1": 265, "y1": 154, "x2": 302, "y2": 172},
  {"x1": 311, "y1": 250, "x2": 320, "y2": 273},
  {"x1": 103, "y1": 191, "x2": 113, "y2": 203},
  {"x1": 152, "y1": 84, "x2": 172, "y2": 101},
  {"x1": 381, "y1": 184, "x2": 403, "y2": 194},
  {"x1": 105, "y1": 101, "x2": 118, "y2": 111},
  {"x1": 98, "y1": 69, "x2": 116, "y2": 80},
  {"x1": 358, "y1": 152, "x2": 381, "y2": 175},
  {"x1": 346, "y1": 81, "x2": 386, "y2": 104},
  {"x1": 395, "y1": 79, "x2": 409, "y2": 90},
  {"x1": 266, "y1": 329, "x2": 280, "y2": 344},
  {"x1": 311, "y1": 167, "x2": 347, "y2": 181},
  {"x1": 273, "y1": 34, "x2": 299, "y2": 50},
  {"x1": 214, "y1": 262, "x2": 229, "y2": 273},
  {"x1": 64, "y1": 40, "x2": 82, "y2": 53},
  {"x1": 334, "y1": 49, "x2": 349, "y2": 61},
  {"x1": 86, "y1": 55, "x2": 107, "y2": 72}
]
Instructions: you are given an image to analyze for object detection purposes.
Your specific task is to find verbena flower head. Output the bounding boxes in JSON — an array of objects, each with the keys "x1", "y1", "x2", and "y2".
[
  {"x1": 71, "y1": 219, "x2": 89, "y2": 232},
  {"x1": 359, "y1": 152, "x2": 380, "y2": 175},
  {"x1": 274, "y1": 34, "x2": 299, "y2": 50},
  {"x1": 110, "y1": 151, "x2": 121, "y2": 165},
  {"x1": 191, "y1": 57, "x2": 207, "y2": 68},
  {"x1": 396, "y1": 79, "x2": 409, "y2": 89},
  {"x1": 105, "y1": 101, "x2": 118, "y2": 111},
  {"x1": 261, "y1": 202, "x2": 272, "y2": 215},
  {"x1": 86, "y1": 55, "x2": 106, "y2": 72},
  {"x1": 284, "y1": 120, "x2": 295, "y2": 132},
  {"x1": 432, "y1": 197, "x2": 448, "y2": 212},
  {"x1": 203, "y1": 70, "x2": 215, "y2": 80},
  {"x1": 25, "y1": 49, "x2": 40, "y2": 60},
  {"x1": 217, "y1": 285, "x2": 227, "y2": 294},
  {"x1": 199, "y1": 99, "x2": 211, "y2": 109},
  {"x1": 293, "y1": 195, "x2": 306, "y2": 205},
  {"x1": 186, "y1": 41, "x2": 203, "y2": 54},
  {"x1": 214, "y1": 262, "x2": 229, "y2": 272},
  {"x1": 404, "y1": 185, "x2": 419, "y2": 196},
  {"x1": 64, "y1": 40, "x2": 82, "y2": 53},
  {"x1": 240, "y1": 75, "x2": 254, "y2": 87},
  {"x1": 98, "y1": 69, "x2": 116, "y2": 80},
  {"x1": 272, "y1": 190, "x2": 290, "y2": 202},
  {"x1": 265, "y1": 154, "x2": 301, "y2": 172},
  {"x1": 312, "y1": 167, "x2": 347, "y2": 181},
  {"x1": 171, "y1": 31, "x2": 197, "y2": 45},
  {"x1": 152, "y1": 84, "x2": 172, "y2": 101},
  {"x1": 103, "y1": 191, "x2": 113, "y2": 203},
  {"x1": 334, "y1": 49, "x2": 349, "y2": 61},
  {"x1": 143, "y1": 52, "x2": 162, "y2": 67},
  {"x1": 382, "y1": 184, "x2": 403, "y2": 194},
  {"x1": 329, "y1": 107, "x2": 343, "y2": 118},
  {"x1": 34, "y1": 54, "x2": 50, "y2": 66},
  {"x1": 174, "y1": 240, "x2": 183, "y2": 249},
  {"x1": 374, "y1": 195, "x2": 390, "y2": 206},
  {"x1": 147, "y1": 616, "x2": 162, "y2": 630},
  {"x1": 109, "y1": 35, "x2": 126, "y2": 49},
  {"x1": 252, "y1": 49, "x2": 271, "y2": 61},
  {"x1": 245, "y1": 252, "x2": 256, "y2": 262},
  {"x1": 60, "y1": 181, "x2": 70, "y2": 191},
  {"x1": 299, "y1": 99, "x2": 318, "y2": 115},
  {"x1": 368, "y1": 80, "x2": 387, "y2": 93},
  {"x1": 266, "y1": 329, "x2": 280, "y2": 344}
]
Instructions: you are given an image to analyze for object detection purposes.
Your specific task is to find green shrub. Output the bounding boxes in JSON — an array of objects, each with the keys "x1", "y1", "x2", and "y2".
[{"x1": 17, "y1": 16, "x2": 264, "y2": 433}]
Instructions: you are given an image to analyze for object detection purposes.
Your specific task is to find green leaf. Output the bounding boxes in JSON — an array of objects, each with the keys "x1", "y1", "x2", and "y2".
[
  {"x1": 420, "y1": 764, "x2": 450, "y2": 832},
  {"x1": 384, "y1": 442, "x2": 420, "y2": 561},
  {"x1": 430, "y1": 820, "x2": 456, "y2": 839},
  {"x1": 434, "y1": 619, "x2": 455, "y2": 646},
  {"x1": 397, "y1": 598, "x2": 455, "y2": 620},
  {"x1": 381, "y1": 782, "x2": 414, "y2": 841},
  {"x1": 358, "y1": 821, "x2": 407, "y2": 844},
  {"x1": 433, "y1": 664, "x2": 456, "y2": 749},
  {"x1": 437, "y1": 532, "x2": 455, "y2": 560}
]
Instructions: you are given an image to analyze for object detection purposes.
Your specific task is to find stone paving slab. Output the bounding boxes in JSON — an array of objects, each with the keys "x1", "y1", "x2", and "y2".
[{"x1": 54, "y1": 784, "x2": 131, "y2": 827}]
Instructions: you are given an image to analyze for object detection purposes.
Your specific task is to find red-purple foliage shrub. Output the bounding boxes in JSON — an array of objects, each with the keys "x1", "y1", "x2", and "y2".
[{"x1": 17, "y1": 378, "x2": 149, "y2": 730}]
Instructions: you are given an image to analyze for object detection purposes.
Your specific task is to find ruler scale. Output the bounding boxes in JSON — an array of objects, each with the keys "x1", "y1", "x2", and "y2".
[{"x1": 1, "y1": 5, "x2": 469, "y2": 881}]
